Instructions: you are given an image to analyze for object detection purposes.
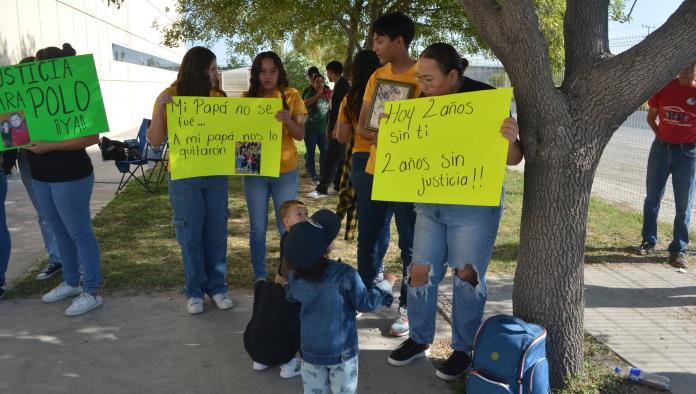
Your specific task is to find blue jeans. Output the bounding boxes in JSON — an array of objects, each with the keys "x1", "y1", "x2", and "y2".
[
  {"x1": 301, "y1": 356, "x2": 358, "y2": 394},
  {"x1": 351, "y1": 152, "x2": 414, "y2": 307},
  {"x1": 33, "y1": 174, "x2": 101, "y2": 295},
  {"x1": 0, "y1": 172, "x2": 10, "y2": 286},
  {"x1": 18, "y1": 150, "x2": 62, "y2": 264},
  {"x1": 304, "y1": 132, "x2": 327, "y2": 180},
  {"x1": 243, "y1": 170, "x2": 298, "y2": 279},
  {"x1": 641, "y1": 139, "x2": 696, "y2": 254},
  {"x1": 407, "y1": 197, "x2": 503, "y2": 352},
  {"x1": 169, "y1": 175, "x2": 229, "y2": 299}
]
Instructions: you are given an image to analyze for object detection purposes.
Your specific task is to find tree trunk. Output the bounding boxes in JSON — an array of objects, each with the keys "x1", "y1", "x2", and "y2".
[
  {"x1": 456, "y1": 0, "x2": 696, "y2": 388},
  {"x1": 514, "y1": 161, "x2": 588, "y2": 387}
]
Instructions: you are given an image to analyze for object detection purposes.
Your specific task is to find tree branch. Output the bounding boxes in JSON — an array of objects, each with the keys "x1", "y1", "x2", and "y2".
[
  {"x1": 619, "y1": 0, "x2": 638, "y2": 22},
  {"x1": 562, "y1": 0, "x2": 610, "y2": 91},
  {"x1": 582, "y1": 0, "x2": 696, "y2": 133},
  {"x1": 459, "y1": 0, "x2": 561, "y2": 114}
]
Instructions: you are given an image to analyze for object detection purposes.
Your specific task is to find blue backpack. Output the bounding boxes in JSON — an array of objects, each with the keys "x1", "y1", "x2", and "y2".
[{"x1": 467, "y1": 315, "x2": 550, "y2": 394}]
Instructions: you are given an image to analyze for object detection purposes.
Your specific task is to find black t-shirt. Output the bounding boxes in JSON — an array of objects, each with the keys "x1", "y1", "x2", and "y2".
[
  {"x1": 459, "y1": 76, "x2": 495, "y2": 93},
  {"x1": 28, "y1": 149, "x2": 93, "y2": 182},
  {"x1": 328, "y1": 77, "x2": 350, "y2": 131}
]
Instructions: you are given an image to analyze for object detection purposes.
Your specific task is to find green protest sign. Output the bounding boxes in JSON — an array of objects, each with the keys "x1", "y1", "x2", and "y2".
[
  {"x1": 167, "y1": 96, "x2": 283, "y2": 180},
  {"x1": 0, "y1": 54, "x2": 109, "y2": 151}
]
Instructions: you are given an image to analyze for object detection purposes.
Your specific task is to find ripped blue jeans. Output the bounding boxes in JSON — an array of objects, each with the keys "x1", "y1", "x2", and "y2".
[{"x1": 407, "y1": 193, "x2": 503, "y2": 353}]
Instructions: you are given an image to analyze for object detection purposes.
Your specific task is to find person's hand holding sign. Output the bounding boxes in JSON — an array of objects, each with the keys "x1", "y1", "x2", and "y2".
[
  {"x1": 275, "y1": 109, "x2": 292, "y2": 124},
  {"x1": 500, "y1": 117, "x2": 519, "y2": 143},
  {"x1": 276, "y1": 108, "x2": 306, "y2": 141},
  {"x1": 25, "y1": 135, "x2": 98, "y2": 154},
  {"x1": 156, "y1": 90, "x2": 174, "y2": 110},
  {"x1": 500, "y1": 117, "x2": 523, "y2": 165},
  {"x1": 24, "y1": 141, "x2": 53, "y2": 154},
  {"x1": 148, "y1": 89, "x2": 175, "y2": 147}
]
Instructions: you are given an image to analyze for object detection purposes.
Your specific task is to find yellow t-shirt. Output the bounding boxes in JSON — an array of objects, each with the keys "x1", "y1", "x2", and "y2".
[
  {"x1": 362, "y1": 62, "x2": 421, "y2": 174},
  {"x1": 244, "y1": 88, "x2": 307, "y2": 173},
  {"x1": 338, "y1": 96, "x2": 371, "y2": 154}
]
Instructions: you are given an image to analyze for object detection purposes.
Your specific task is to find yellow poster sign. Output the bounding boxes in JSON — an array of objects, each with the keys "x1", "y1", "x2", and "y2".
[
  {"x1": 167, "y1": 97, "x2": 282, "y2": 180},
  {"x1": 372, "y1": 88, "x2": 513, "y2": 206}
]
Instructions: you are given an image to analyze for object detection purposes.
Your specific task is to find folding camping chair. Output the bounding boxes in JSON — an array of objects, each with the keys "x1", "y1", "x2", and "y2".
[{"x1": 115, "y1": 118, "x2": 168, "y2": 194}]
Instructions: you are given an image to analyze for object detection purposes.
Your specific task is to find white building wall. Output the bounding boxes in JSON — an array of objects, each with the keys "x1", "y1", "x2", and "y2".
[{"x1": 0, "y1": 0, "x2": 187, "y2": 133}]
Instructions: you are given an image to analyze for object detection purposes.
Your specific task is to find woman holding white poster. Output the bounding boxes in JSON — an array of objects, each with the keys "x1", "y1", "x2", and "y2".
[
  {"x1": 148, "y1": 46, "x2": 235, "y2": 315},
  {"x1": 387, "y1": 42, "x2": 523, "y2": 381},
  {"x1": 242, "y1": 52, "x2": 307, "y2": 282}
]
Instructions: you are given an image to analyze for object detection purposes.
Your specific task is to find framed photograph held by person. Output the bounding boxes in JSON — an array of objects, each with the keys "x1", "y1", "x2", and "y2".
[{"x1": 365, "y1": 79, "x2": 415, "y2": 132}]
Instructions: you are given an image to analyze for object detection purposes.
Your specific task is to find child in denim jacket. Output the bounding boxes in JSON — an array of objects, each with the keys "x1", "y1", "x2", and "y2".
[{"x1": 284, "y1": 209, "x2": 395, "y2": 393}]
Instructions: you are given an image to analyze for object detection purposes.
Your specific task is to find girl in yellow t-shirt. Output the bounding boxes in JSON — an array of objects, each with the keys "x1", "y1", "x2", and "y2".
[
  {"x1": 243, "y1": 51, "x2": 307, "y2": 281},
  {"x1": 148, "y1": 46, "x2": 234, "y2": 315}
]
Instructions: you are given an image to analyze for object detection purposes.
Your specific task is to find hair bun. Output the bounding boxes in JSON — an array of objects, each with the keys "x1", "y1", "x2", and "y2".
[
  {"x1": 62, "y1": 43, "x2": 76, "y2": 56},
  {"x1": 461, "y1": 58, "x2": 469, "y2": 72}
]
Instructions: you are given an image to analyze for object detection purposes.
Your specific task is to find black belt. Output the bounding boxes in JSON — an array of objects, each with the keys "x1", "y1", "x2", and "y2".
[{"x1": 657, "y1": 139, "x2": 696, "y2": 150}]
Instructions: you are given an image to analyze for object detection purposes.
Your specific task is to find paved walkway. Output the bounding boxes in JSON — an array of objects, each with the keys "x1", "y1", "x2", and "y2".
[
  {"x1": 584, "y1": 263, "x2": 696, "y2": 394},
  {"x1": 0, "y1": 290, "x2": 451, "y2": 393}
]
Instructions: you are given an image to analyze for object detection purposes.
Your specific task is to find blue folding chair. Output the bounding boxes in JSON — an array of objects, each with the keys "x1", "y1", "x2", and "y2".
[{"x1": 115, "y1": 118, "x2": 168, "y2": 194}]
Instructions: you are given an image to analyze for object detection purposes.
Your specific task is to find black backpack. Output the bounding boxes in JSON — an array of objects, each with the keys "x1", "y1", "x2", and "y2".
[{"x1": 243, "y1": 280, "x2": 301, "y2": 366}]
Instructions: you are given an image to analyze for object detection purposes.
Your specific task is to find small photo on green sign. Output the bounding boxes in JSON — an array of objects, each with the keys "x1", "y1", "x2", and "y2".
[{"x1": 0, "y1": 111, "x2": 31, "y2": 150}]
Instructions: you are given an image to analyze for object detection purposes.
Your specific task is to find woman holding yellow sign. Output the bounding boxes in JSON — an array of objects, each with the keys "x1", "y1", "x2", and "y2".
[
  {"x1": 148, "y1": 47, "x2": 235, "y2": 315},
  {"x1": 243, "y1": 52, "x2": 307, "y2": 282},
  {"x1": 387, "y1": 43, "x2": 523, "y2": 381}
]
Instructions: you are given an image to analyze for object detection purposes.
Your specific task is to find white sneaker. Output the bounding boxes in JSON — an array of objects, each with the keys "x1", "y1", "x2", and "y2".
[
  {"x1": 42, "y1": 282, "x2": 82, "y2": 303},
  {"x1": 65, "y1": 293, "x2": 103, "y2": 316},
  {"x1": 279, "y1": 357, "x2": 301, "y2": 378},
  {"x1": 390, "y1": 307, "x2": 410, "y2": 337},
  {"x1": 252, "y1": 361, "x2": 269, "y2": 371},
  {"x1": 212, "y1": 293, "x2": 234, "y2": 310},
  {"x1": 306, "y1": 190, "x2": 327, "y2": 199},
  {"x1": 187, "y1": 297, "x2": 204, "y2": 314}
]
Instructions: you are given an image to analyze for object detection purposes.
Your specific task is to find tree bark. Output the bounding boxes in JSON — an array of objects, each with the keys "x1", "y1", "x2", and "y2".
[
  {"x1": 514, "y1": 118, "x2": 609, "y2": 387},
  {"x1": 458, "y1": 0, "x2": 696, "y2": 389},
  {"x1": 562, "y1": 0, "x2": 610, "y2": 90}
]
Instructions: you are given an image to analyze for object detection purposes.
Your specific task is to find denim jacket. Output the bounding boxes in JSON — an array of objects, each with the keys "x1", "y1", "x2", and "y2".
[{"x1": 286, "y1": 259, "x2": 393, "y2": 365}]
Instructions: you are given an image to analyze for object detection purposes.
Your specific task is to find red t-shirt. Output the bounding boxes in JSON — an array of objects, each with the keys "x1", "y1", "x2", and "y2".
[
  {"x1": 648, "y1": 79, "x2": 696, "y2": 143},
  {"x1": 11, "y1": 121, "x2": 30, "y2": 146}
]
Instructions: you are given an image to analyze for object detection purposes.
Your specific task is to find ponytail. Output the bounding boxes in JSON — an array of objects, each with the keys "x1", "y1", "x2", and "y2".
[{"x1": 419, "y1": 43, "x2": 467, "y2": 77}]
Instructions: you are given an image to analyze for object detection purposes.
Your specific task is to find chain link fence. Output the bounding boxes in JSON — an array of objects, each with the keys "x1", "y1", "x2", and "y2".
[{"x1": 465, "y1": 35, "x2": 693, "y2": 228}]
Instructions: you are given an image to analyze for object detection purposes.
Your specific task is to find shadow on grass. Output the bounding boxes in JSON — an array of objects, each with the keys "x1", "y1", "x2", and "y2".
[{"x1": 584, "y1": 245, "x2": 669, "y2": 264}]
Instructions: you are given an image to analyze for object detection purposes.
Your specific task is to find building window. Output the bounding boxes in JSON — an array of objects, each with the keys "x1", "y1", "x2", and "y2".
[{"x1": 112, "y1": 43, "x2": 179, "y2": 71}]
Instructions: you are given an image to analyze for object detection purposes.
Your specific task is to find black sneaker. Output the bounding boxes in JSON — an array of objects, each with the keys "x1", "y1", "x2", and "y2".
[
  {"x1": 636, "y1": 241, "x2": 655, "y2": 256},
  {"x1": 668, "y1": 252, "x2": 688, "y2": 269},
  {"x1": 36, "y1": 262, "x2": 62, "y2": 280},
  {"x1": 435, "y1": 350, "x2": 472, "y2": 381},
  {"x1": 0, "y1": 283, "x2": 5, "y2": 300},
  {"x1": 387, "y1": 338, "x2": 430, "y2": 366}
]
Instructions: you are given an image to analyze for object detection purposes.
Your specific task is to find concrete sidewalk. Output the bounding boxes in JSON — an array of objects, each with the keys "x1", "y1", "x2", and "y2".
[
  {"x1": 0, "y1": 290, "x2": 451, "y2": 394},
  {"x1": 584, "y1": 263, "x2": 696, "y2": 394},
  {"x1": 4, "y1": 128, "x2": 137, "y2": 286}
]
